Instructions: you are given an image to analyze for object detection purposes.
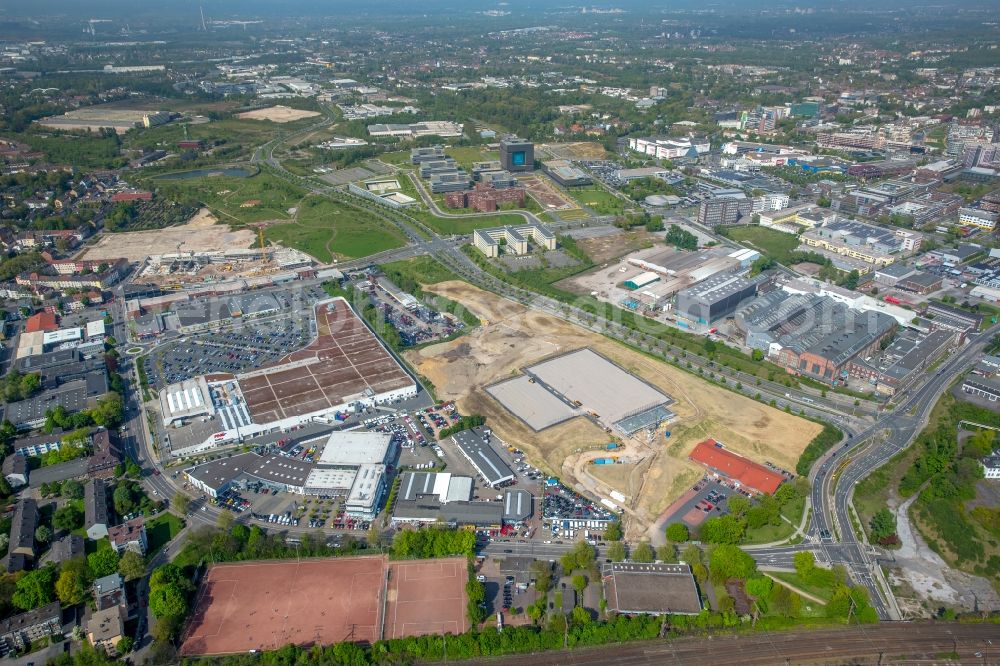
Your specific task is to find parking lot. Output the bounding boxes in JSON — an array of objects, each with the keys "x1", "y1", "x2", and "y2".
[
  {"x1": 541, "y1": 482, "x2": 616, "y2": 543},
  {"x1": 362, "y1": 276, "x2": 464, "y2": 347},
  {"x1": 143, "y1": 318, "x2": 313, "y2": 389}
]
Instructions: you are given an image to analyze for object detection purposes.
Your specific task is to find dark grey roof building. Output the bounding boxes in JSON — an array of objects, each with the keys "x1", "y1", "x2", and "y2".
[
  {"x1": 0, "y1": 602, "x2": 61, "y2": 657},
  {"x1": 452, "y1": 428, "x2": 514, "y2": 487},
  {"x1": 85, "y1": 479, "x2": 109, "y2": 540},
  {"x1": 49, "y1": 534, "x2": 85, "y2": 564},
  {"x1": 8, "y1": 499, "x2": 38, "y2": 561}
]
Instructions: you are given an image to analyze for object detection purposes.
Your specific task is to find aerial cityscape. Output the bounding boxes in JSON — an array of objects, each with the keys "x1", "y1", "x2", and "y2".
[{"x1": 0, "y1": 0, "x2": 997, "y2": 664}]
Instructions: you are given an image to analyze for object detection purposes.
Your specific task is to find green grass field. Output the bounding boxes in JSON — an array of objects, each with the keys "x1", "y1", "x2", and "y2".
[
  {"x1": 266, "y1": 197, "x2": 407, "y2": 262},
  {"x1": 151, "y1": 171, "x2": 405, "y2": 261},
  {"x1": 406, "y1": 208, "x2": 532, "y2": 236},
  {"x1": 767, "y1": 571, "x2": 833, "y2": 603},
  {"x1": 566, "y1": 186, "x2": 628, "y2": 215},
  {"x1": 380, "y1": 256, "x2": 459, "y2": 285},
  {"x1": 152, "y1": 171, "x2": 301, "y2": 224},
  {"x1": 726, "y1": 226, "x2": 802, "y2": 264},
  {"x1": 146, "y1": 512, "x2": 185, "y2": 557}
]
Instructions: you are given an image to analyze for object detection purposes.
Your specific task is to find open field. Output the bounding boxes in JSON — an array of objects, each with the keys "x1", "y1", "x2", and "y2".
[
  {"x1": 150, "y1": 172, "x2": 405, "y2": 261},
  {"x1": 538, "y1": 142, "x2": 610, "y2": 160},
  {"x1": 406, "y1": 209, "x2": 535, "y2": 236},
  {"x1": 237, "y1": 106, "x2": 322, "y2": 123},
  {"x1": 80, "y1": 208, "x2": 257, "y2": 261},
  {"x1": 180, "y1": 555, "x2": 467, "y2": 656},
  {"x1": 565, "y1": 186, "x2": 628, "y2": 215},
  {"x1": 404, "y1": 281, "x2": 821, "y2": 537},
  {"x1": 572, "y1": 229, "x2": 657, "y2": 265},
  {"x1": 725, "y1": 226, "x2": 802, "y2": 264},
  {"x1": 264, "y1": 197, "x2": 407, "y2": 262}
]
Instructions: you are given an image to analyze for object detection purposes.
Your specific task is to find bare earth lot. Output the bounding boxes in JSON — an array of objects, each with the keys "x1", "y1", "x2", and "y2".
[
  {"x1": 405, "y1": 281, "x2": 820, "y2": 538},
  {"x1": 80, "y1": 208, "x2": 257, "y2": 261},
  {"x1": 237, "y1": 106, "x2": 322, "y2": 123}
]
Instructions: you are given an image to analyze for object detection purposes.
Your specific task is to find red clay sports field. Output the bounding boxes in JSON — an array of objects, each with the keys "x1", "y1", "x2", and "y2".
[{"x1": 179, "y1": 555, "x2": 468, "y2": 656}]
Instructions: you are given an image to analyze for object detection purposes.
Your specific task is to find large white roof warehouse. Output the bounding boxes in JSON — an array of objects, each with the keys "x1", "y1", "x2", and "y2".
[
  {"x1": 159, "y1": 377, "x2": 213, "y2": 426},
  {"x1": 318, "y1": 431, "x2": 393, "y2": 466}
]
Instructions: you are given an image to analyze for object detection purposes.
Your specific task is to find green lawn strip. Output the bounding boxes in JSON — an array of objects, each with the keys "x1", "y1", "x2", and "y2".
[
  {"x1": 766, "y1": 571, "x2": 833, "y2": 603},
  {"x1": 407, "y1": 208, "x2": 533, "y2": 235},
  {"x1": 145, "y1": 512, "x2": 185, "y2": 557},
  {"x1": 742, "y1": 502, "x2": 802, "y2": 545}
]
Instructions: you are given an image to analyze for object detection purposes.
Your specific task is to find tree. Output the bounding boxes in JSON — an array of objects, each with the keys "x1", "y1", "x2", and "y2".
[
  {"x1": 149, "y1": 584, "x2": 188, "y2": 619},
  {"x1": 117, "y1": 636, "x2": 135, "y2": 654},
  {"x1": 665, "y1": 523, "x2": 689, "y2": 543},
  {"x1": 113, "y1": 483, "x2": 135, "y2": 516},
  {"x1": 751, "y1": 349, "x2": 765, "y2": 362},
  {"x1": 55, "y1": 559, "x2": 89, "y2": 606},
  {"x1": 12, "y1": 566, "x2": 57, "y2": 610},
  {"x1": 869, "y1": 509, "x2": 897, "y2": 542},
  {"x1": 726, "y1": 495, "x2": 751, "y2": 519},
  {"x1": 632, "y1": 542, "x2": 655, "y2": 563},
  {"x1": 216, "y1": 509, "x2": 235, "y2": 531},
  {"x1": 53, "y1": 504, "x2": 83, "y2": 532},
  {"x1": 603, "y1": 521, "x2": 623, "y2": 542},
  {"x1": 61, "y1": 479, "x2": 84, "y2": 499},
  {"x1": 572, "y1": 575, "x2": 587, "y2": 594},
  {"x1": 171, "y1": 492, "x2": 191, "y2": 516},
  {"x1": 118, "y1": 550, "x2": 146, "y2": 581},
  {"x1": 571, "y1": 605, "x2": 591, "y2": 626},
  {"x1": 699, "y1": 515, "x2": 747, "y2": 544},
  {"x1": 656, "y1": 544, "x2": 677, "y2": 563},
  {"x1": 708, "y1": 544, "x2": 757, "y2": 583},
  {"x1": 34, "y1": 525, "x2": 52, "y2": 543},
  {"x1": 88, "y1": 548, "x2": 120, "y2": 578},
  {"x1": 793, "y1": 551, "x2": 816, "y2": 579},
  {"x1": 607, "y1": 541, "x2": 627, "y2": 562}
]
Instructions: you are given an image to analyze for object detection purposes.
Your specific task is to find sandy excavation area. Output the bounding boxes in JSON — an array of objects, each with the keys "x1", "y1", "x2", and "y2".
[
  {"x1": 237, "y1": 105, "x2": 321, "y2": 123},
  {"x1": 405, "y1": 281, "x2": 822, "y2": 536},
  {"x1": 80, "y1": 208, "x2": 258, "y2": 262}
]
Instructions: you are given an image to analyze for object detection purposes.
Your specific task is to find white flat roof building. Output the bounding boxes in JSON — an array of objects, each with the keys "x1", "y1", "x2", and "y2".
[
  {"x1": 317, "y1": 431, "x2": 393, "y2": 466},
  {"x1": 345, "y1": 463, "x2": 387, "y2": 517},
  {"x1": 159, "y1": 377, "x2": 213, "y2": 427}
]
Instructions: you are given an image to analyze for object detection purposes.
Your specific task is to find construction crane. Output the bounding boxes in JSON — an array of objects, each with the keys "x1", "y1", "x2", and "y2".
[
  {"x1": 87, "y1": 19, "x2": 111, "y2": 36},
  {"x1": 258, "y1": 226, "x2": 266, "y2": 262}
]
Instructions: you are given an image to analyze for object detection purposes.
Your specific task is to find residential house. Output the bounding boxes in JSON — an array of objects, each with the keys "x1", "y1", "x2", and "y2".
[
  {"x1": 84, "y1": 479, "x2": 109, "y2": 540},
  {"x1": 2, "y1": 455, "x2": 28, "y2": 488},
  {"x1": 108, "y1": 517, "x2": 147, "y2": 556}
]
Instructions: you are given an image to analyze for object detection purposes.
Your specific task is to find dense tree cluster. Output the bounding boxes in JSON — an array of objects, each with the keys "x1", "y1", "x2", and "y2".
[
  {"x1": 391, "y1": 528, "x2": 476, "y2": 559},
  {"x1": 665, "y1": 224, "x2": 698, "y2": 251}
]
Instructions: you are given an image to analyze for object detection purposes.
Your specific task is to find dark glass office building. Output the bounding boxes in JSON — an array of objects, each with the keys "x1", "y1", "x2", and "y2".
[{"x1": 500, "y1": 137, "x2": 534, "y2": 172}]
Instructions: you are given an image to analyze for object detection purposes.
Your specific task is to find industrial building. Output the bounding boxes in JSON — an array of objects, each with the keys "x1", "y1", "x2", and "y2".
[
  {"x1": 452, "y1": 428, "x2": 515, "y2": 487},
  {"x1": 390, "y1": 471, "x2": 533, "y2": 527},
  {"x1": 602, "y1": 563, "x2": 702, "y2": 616},
  {"x1": 367, "y1": 121, "x2": 463, "y2": 138},
  {"x1": 609, "y1": 247, "x2": 758, "y2": 313},
  {"x1": 500, "y1": 137, "x2": 534, "y2": 172},
  {"x1": 541, "y1": 159, "x2": 592, "y2": 187},
  {"x1": 963, "y1": 376, "x2": 1000, "y2": 403},
  {"x1": 674, "y1": 273, "x2": 758, "y2": 325},
  {"x1": 846, "y1": 328, "x2": 954, "y2": 396},
  {"x1": 473, "y1": 223, "x2": 556, "y2": 257},
  {"x1": 184, "y1": 431, "x2": 395, "y2": 519},
  {"x1": 627, "y1": 136, "x2": 710, "y2": 160}
]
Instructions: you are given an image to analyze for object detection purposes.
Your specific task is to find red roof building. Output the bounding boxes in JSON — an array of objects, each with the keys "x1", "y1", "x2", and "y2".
[
  {"x1": 24, "y1": 312, "x2": 57, "y2": 333},
  {"x1": 111, "y1": 190, "x2": 152, "y2": 203},
  {"x1": 688, "y1": 439, "x2": 784, "y2": 495}
]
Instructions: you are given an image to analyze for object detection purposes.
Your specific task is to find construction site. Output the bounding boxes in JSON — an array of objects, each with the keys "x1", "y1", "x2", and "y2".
[{"x1": 404, "y1": 281, "x2": 821, "y2": 540}]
